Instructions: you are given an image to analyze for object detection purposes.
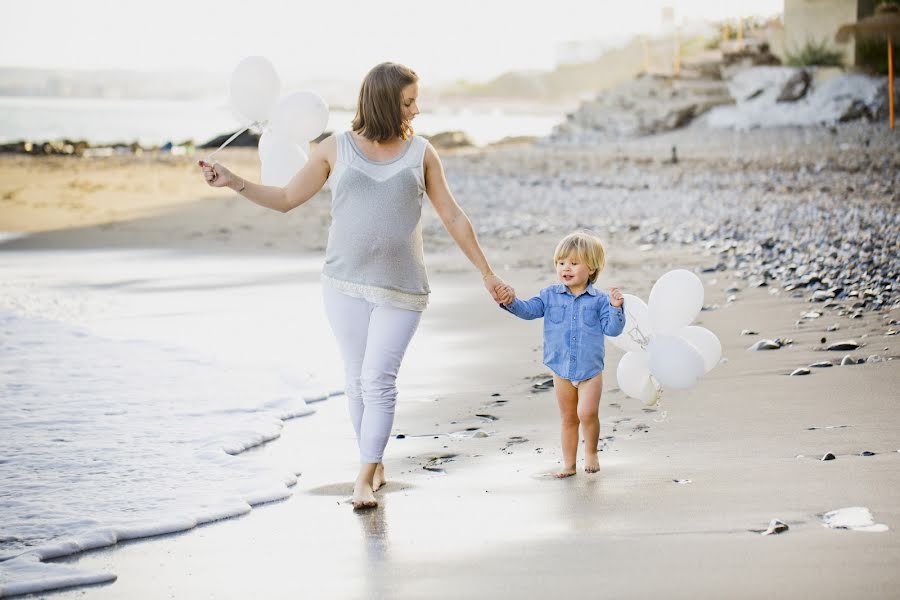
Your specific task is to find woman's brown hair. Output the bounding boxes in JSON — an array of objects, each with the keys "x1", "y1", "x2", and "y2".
[{"x1": 352, "y1": 62, "x2": 418, "y2": 142}]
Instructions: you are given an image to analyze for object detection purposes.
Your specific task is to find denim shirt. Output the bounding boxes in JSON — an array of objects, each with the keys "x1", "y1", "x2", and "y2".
[{"x1": 501, "y1": 283, "x2": 625, "y2": 381}]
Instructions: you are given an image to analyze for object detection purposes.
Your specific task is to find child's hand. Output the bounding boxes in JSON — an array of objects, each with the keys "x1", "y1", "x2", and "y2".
[
  {"x1": 497, "y1": 284, "x2": 516, "y2": 305},
  {"x1": 609, "y1": 287, "x2": 624, "y2": 307}
]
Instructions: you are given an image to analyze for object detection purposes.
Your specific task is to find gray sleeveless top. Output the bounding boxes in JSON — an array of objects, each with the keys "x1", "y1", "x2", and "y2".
[{"x1": 321, "y1": 131, "x2": 430, "y2": 311}]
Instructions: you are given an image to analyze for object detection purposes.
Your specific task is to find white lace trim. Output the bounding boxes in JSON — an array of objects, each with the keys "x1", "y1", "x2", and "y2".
[{"x1": 321, "y1": 275, "x2": 428, "y2": 312}]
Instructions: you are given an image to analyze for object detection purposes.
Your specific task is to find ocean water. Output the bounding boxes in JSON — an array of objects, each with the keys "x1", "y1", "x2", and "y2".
[
  {"x1": 0, "y1": 96, "x2": 563, "y2": 148},
  {"x1": 0, "y1": 249, "x2": 343, "y2": 596}
]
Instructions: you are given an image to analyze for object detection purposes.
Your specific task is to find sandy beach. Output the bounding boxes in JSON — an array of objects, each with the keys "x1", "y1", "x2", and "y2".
[{"x1": 2, "y1": 122, "x2": 899, "y2": 599}]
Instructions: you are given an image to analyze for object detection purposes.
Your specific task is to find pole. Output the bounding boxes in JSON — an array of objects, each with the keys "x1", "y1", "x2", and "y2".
[{"x1": 889, "y1": 35, "x2": 895, "y2": 129}]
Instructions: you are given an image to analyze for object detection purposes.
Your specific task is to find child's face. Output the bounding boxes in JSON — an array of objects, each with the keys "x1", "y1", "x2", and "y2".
[{"x1": 556, "y1": 253, "x2": 594, "y2": 289}]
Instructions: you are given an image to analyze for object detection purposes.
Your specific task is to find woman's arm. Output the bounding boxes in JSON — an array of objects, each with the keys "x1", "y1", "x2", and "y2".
[
  {"x1": 199, "y1": 136, "x2": 334, "y2": 213},
  {"x1": 423, "y1": 143, "x2": 512, "y2": 303}
]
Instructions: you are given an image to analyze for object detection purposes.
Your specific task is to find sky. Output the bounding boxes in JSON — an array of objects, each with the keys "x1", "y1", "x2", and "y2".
[{"x1": 2, "y1": 0, "x2": 783, "y2": 84}]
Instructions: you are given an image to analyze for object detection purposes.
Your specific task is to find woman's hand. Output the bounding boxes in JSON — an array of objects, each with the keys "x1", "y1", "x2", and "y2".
[
  {"x1": 610, "y1": 287, "x2": 624, "y2": 307},
  {"x1": 484, "y1": 275, "x2": 515, "y2": 305},
  {"x1": 199, "y1": 160, "x2": 236, "y2": 189}
]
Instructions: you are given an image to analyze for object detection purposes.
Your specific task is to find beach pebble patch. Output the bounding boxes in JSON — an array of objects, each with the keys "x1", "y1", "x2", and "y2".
[{"x1": 820, "y1": 507, "x2": 889, "y2": 532}]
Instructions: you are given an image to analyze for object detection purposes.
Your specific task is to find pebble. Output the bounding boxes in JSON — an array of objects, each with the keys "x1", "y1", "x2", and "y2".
[
  {"x1": 860, "y1": 451, "x2": 876, "y2": 456},
  {"x1": 812, "y1": 290, "x2": 834, "y2": 301},
  {"x1": 741, "y1": 329, "x2": 759, "y2": 335},
  {"x1": 673, "y1": 479, "x2": 692, "y2": 484},
  {"x1": 826, "y1": 324, "x2": 840, "y2": 331},
  {"x1": 866, "y1": 355, "x2": 883, "y2": 363},
  {"x1": 827, "y1": 340, "x2": 860, "y2": 351},
  {"x1": 473, "y1": 431, "x2": 490, "y2": 438},
  {"x1": 840, "y1": 355, "x2": 857, "y2": 366},
  {"x1": 821, "y1": 452, "x2": 837, "y2": 461},
  {"x1": 808, "y1": 361, "x2": 833, "y2": 368},
  {"x1": 790, "y1": 367, "x2": 811, "y2": 376},
  {"x1": 761, "y1": 519, "x2": 790, "y2": 536},
  {"x1": 802, "y1": 311, "x2": 822, "y2": 320},
  {"x1": 748, "y1": 339, "x2": 781, "y2": 351}
]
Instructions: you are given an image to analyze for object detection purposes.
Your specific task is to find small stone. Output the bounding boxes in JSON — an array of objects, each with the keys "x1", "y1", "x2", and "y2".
[
  {"x1": 809, "y1": 361, "x2": 833, "y2": 368},
  {"x1": 821, "y1": 453, "x2": 836, "y2": 461},
  {"x1": 741, "y1": 329, "x2": 759, "y2": 335},
  {"x1": 761, "y1": 519, "x2": 790, "y2": 536},
  {"x1": 826, "y1": 324, "x2": 840, "y2": 332},
  {"x1": 727, "y1": 295, "x2": 737, "y2": 303},
  {"x1": 790, "y1": 367, "x2": 811, "y2": 376},
  {"x1": 827, "y1": 340, "x2": 860, "y2": 351},
  {"x1": 860, "y1": 451, "x2": 876, "y2": 456},
  {"x1": 812, "y1": 290, "x2": 834, "y2": 302},
  {"x1": 395, "y1": 434, "x2": 406, "y2": 439},
  {"x1": 866, "y1": 355, "x2": 882, "y2": 363},
  {"x1": 886, "y1": 330, "x2": 898, "y2": 336},
  {"x1": 673, "y1": 479, "x2": 692, "y2": 484},
  {"x1": 748, "y1": 339, "x2": 781, "y2": 351},
  {"x1": 840, "y1": 355, "x2": 857, "y2": 366},
  {"x1": 820, "y1": 337, "x2": 827, "y2": 344},
  {"x1": 473, "y1": 431, "x2": 490, "y2": 438},
  {"x1": 802, "y1": 311, "x2": 822, "y2": 319},
  {"x1": 491, "y1": 393, "x2": 501, "y2": 397}
]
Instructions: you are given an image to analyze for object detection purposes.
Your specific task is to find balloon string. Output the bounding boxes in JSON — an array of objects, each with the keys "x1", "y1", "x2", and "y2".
[
  {"x1": 624, "y1": 306, "x2": 651, "y2": 350},
  {"x1": 652, "y1": 387, "x2": 668, "y2": 423},
  {"x1": 204, "y1": 120, "x2": 260, "y2": 163}
]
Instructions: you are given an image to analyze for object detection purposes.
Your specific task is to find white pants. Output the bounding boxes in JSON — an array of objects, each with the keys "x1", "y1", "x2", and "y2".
[{"x1": 323, "y1": 286, "x2": 422, "y2": 463}]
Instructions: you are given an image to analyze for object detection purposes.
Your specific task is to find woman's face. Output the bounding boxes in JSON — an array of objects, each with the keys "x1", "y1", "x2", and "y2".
[{"x1": 400, "y1": 83, "x2": 420, "y2": 124}]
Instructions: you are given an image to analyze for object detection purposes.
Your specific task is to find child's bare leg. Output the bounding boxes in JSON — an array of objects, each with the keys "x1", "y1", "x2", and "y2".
[
  {"x1": 577, "y1": 374, "x2": 603, "y2": 473},
  {"x1": 352, "y1": 462, "x2": 378, "y2": 509},
  {"x1": 554, "y1": 375, "x2": 579, "y2": 478},
  {"x1": 373, "y1": 462, "x2": 386, "y2": 491}
]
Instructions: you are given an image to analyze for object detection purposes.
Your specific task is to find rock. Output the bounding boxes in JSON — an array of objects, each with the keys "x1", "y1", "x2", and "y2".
[
  {"x1": 821, "y1": 452, "x2": 836, "y2": 461},
  {"x1": 802, "y1": 311, "x2": 822, "y2": 319},
  {"x1": 776, "y1": 70, "x2": 811, "y2": 102},
  {"x1": 531, "y1": 379, "x2": 554, "y2": 393},
  {"x1": 761, "y1": 519, "x2": 790, "y2": 536},
  {"x1": 473, "y1": 431, "x2": 490, "y2": 438},
  {"x1": 860, "y1": 451, "x2": 876, "y2": 456},
  {"x1": 790, "y1": 367, "x2": 811, "y2": 376},
  {"x1": 741, "y1": 329, "x2": 759, "y2": 335},
  {"x1": 866, "y1": 355, "x2": 883, "y2": 363},
  {"x1": 395, "y1": 434, "x2": 406, "y2": 439},
  {"x1": 840, "y1": 355, "x2": 857, "y2": 366},
  {"x1": 826, "y1": 324, "x2": 840, "y2": 332},
  {"x1": 812, "y1": 290, "x2": 834, "y2": 302},
  {"x1": 828, "y1": 340, "x2": 860, "y2": 351},
  {"x1": 886, "y1": 330, "x2": 898, "y2": 336},
  {"x1": 748, "y1": 339, "x2": 781, "y2": 351},
  {"x1": 491, "y1": 393, "x2": 501, "y2": 397},
  {"x1": 427, "y1": 131, "x2": 474, "y2": 149},
  {"x1": 838, "y1": 99, "x2": 871, "y2": 122},
  {"x1": 809, "y1": 361, "x2": 833, "y2": 368},
  {"x1": 673, "y1": 479, "x2": 692, "y2": 484}
]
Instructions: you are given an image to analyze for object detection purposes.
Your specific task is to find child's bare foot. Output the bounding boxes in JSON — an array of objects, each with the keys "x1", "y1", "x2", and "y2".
[
  {"x1": 554, "y1": 465, "x2": 577, "y2": 478},
  {"x1": 351, "y1": 479, "x2": 378, "y2": 510},
  {"x1": 373, "y1": 463, "x2": 386, "y2": 491},
  {"x1": 585, "y1": 454, "x2": 600, "y2": 473}
]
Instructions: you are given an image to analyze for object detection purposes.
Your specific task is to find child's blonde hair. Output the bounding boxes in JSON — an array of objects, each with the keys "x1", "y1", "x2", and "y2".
[{"x1": 553, "y1": 231, "x2": 606, "y2": 284}]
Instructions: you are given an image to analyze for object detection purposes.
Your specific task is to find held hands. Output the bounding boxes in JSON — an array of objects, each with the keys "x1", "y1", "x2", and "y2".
[
  {"x1": 609, "y1": 287, "x2": 624, "y2": 307},
  {"x1": 484, "y1": 274, "x2": 515, "y2": 305},
  {"x1": 198, "y1": 160, "x2": 235, "y2": 189}
]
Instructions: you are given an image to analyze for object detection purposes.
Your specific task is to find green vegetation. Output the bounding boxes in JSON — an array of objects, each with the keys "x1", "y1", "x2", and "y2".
[{"x1": 785, "y1": 38, "x2": 844, "y2": 67}]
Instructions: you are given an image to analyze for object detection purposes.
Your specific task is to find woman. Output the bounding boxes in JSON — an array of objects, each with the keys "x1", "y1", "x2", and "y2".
[{"x1": 200, "y1": 62, "x2": 513, "y2": 509}]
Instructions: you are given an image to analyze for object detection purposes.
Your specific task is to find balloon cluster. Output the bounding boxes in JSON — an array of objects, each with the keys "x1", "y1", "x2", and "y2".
[
  {"x1": 609, "y1": 269, "x2": 722, "y2": 406},
  {"x1": 223, "y1": 56, "x2": 330, "y2": 186}
]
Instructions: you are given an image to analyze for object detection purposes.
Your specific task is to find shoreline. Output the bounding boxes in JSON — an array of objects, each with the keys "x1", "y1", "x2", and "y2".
[{"x1": 2, "y1": 121, "x2": 899, "y2": 598}]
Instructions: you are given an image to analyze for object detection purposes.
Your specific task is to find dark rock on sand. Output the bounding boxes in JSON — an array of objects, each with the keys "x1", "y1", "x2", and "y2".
[
  {"x1": 532, "y1": 378, "x2": 554, "y2": 392},
  {"x1": 821, "y1": 453, "x2": 837, "y2": 461},
  {"x1": 760, "y1": 519, "x2": 790, "y2": 535},
  {"x1": 860, "y1": 451, "x2": 876, "y2": 456}
]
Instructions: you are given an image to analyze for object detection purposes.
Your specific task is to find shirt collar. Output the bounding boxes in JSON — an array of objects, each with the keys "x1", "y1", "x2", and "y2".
[{"x1": 554, "y1": 283, "x2": 598, "y2": 296}]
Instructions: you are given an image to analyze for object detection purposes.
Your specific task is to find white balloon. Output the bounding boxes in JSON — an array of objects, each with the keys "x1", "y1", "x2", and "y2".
[
  {"x1": 647, "y1": 335, "x2": 706, "y2": 390},
  {"x1": 674, "y1": 326, "x2": 722, "y2": 373},
  {"x1": 607, "y1": 294, "x2": 653, "y2": 353},
  {"x1": 259, "y1": 132, "x2": 308, "y2": 186},
  {"x1": 616, "y1": 351, "x2": 661, "y2": 405},
  {"x1": 230, "y1": 56, "x2": 281, "y2": 124},
  {"x1": 648, "y1": 269, "x2": 704, "y2": 334},
  {"x1": 270, "y1": 91, "x2": 330, "y2": 144}
]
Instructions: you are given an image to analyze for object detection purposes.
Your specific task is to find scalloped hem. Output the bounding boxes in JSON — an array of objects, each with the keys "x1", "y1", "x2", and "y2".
[{"x1": 321, "y1": 275, "x2": 428, "y2": 312}]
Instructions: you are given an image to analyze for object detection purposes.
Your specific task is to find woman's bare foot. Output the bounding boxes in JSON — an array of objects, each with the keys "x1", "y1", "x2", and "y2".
[
  {"x1": 373, "y1": 463, "x2": 386, "y2": 491},
  {"x1": 585, "y1": 453, "x2": 600, "y2": 474},
  {"x1": 554, "y1": 465, "x2": 577, "y2": 478},
  {"x1": 351, "y1": 478, "x2": 378, "y2": 510}
]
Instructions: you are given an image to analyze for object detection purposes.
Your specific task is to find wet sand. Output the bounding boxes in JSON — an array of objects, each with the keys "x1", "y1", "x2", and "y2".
[{"x1": 3, "y1": 125, "x2": 900, "y2": 598}]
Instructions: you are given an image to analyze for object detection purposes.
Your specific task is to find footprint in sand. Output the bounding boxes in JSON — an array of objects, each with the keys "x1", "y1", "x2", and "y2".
[
  {"x1": 475, "y1": 413, "x2": 499, "y2": 421},
  {"x1": 423, "y1": 454, "x2": 458, "y2": 473}
]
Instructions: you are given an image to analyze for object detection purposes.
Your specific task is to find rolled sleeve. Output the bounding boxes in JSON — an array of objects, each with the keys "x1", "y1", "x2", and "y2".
[{"x1": 603, "y1": 303, "x2": 626, "y2": 337}]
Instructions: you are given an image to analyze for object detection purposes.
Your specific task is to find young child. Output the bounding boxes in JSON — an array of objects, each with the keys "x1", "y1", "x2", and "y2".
[{"x1": 500, "y1": 232, "x2": 624, "y2": 478}]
